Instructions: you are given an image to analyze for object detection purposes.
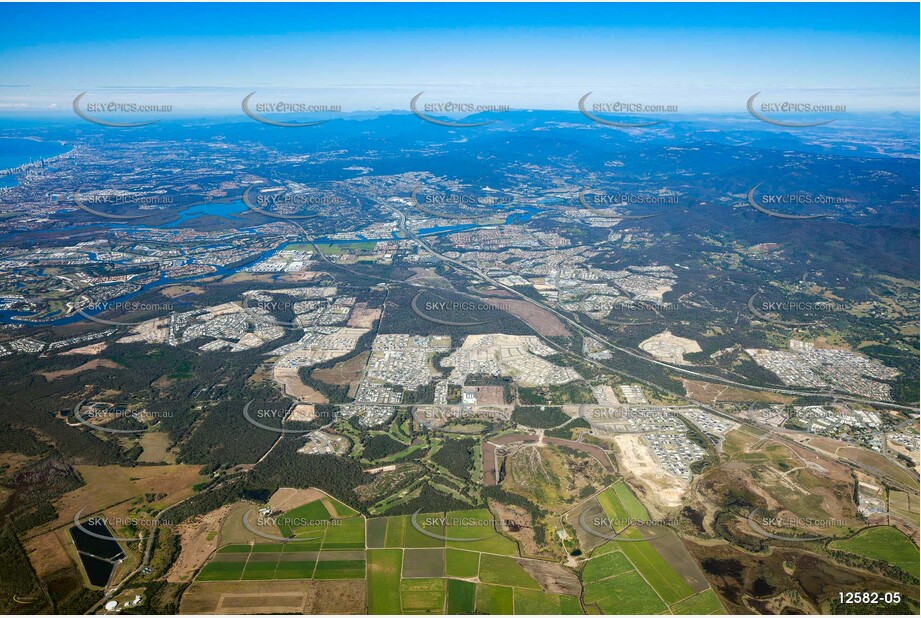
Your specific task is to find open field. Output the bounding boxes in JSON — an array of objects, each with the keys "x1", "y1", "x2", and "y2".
[
  {"x1": 513, "y1": 588, "x2": 582, "y2": 615},
  {"x1": 267, "y1": 488, "x2": 326, "y2": 512},
  {"x1": 504, "y1": 444, "x2": 611, "y2": 512},
  {"x1": 476, "y1": 583, "x2": 514, "y2": 614},
  {"x1": 682, "y1": 379, "x2": 793, "y2": 404},
  {"x1": 367, "y1": 549, "x2": 402, "y2": 613},
  {"x1": 446, "y1": 579, "x2": 477, "y2": 613},
  {"x1": 179, "y1": 579, "x2": 366, "y2": 614},
  {"x1": 616, "y1": 528, "x2": 697, "y2": 604},
  {"x1": 445, "y1": 548, "x2": 480, "y2": 578},
  {"x1": 191, "y1": 504, "x2": 719, "y2": 614},
  {"x1": 670, "y1": 589, "x2": 726, "y2": 614},
  {"x1": 312, "y1": 351, "x2": 369, "y2": 386},
  {"x1": 478, "y1": 554, "x2": 541, "y2": 589},
  {"x1": 829, "y1": 526, "x2": 920, "y2": 578},
  {"x1": 445, "y1": 508, "x2": 519, "y2": 555},
  {"x1": 837, "y1": 447, "x2": 918, "y2": 487},
  {"x1": 197, "y1": 544, "x2": 365, "y2": 582},
  {"x1": 29, "y1": 464, "x2": 204, "y2": 537},
  {"x1": 316, "y1": 241, "x2": 378, "y2": 255},
  {"x1": 596, "y1": 481, "x2": 650, "y2": 532},
  {"x1": 38, "y1": 358, "x2": 122, "y2": 380},
  {"x1": 402, "y1": 548, "x2": 444, "y2": 578},
  {"x1": 400, "y1": 577, "x2": 446, "y2": 613},
  {"x1": 137, "y1": 431, "x2": 177, "y2": 463},
  {"x1": 481, "y1": 295, "x2": 570, "y2": 337},
  {"x1": 167, "y1": 502, "x2": 238, "y2": 583},
  {"x1": 582, "y1": 560, "x2": 667, "y2": 614}
]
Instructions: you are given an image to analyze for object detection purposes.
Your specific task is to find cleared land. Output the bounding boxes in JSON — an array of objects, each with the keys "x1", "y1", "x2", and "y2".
[{"x1": 829, "y1": 526, "x2": 920, "y2": 579}]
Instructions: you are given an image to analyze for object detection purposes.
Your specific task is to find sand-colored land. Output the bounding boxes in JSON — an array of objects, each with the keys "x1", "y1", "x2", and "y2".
[
  {"x1": 24, "y1": 527, "x2": 79, "y2": 581},
  {"x1": 118, "y1": 316, "x2": 170, "y2": 344},
  {"x1": 160, "y1": 285, "x2": 205, "y2": 298},
  {"x1": 267, "y1": 487, "x2": 326, "y2": 512},
  {"x1": 273, "y1": 327, "x2": 368, "y2": 400},
  {"x1": 60, "y1": 342, "x2": 108, "y2": 356},
  {"x1": 26, "y1": 464, "x2": 204, "y2": 538},
  {"x1": 273, "y1": 372, "x2": 327, "y2": 402},
  {"x1": 138, "y1": 431, "x2": 177, "y2": 464},
  {"x1": 288, "y1": 404, "x2": 316, "y2": 422},
  {"x1": 311, "y1": 352, "x2": 369, "y2": 386},
  {"x1": 180, "y1": 580, "x2": 366, "y2": 614},
  {"x1": 612, "y1": 434, "x2": 686, "y2": 508},
  {"x1": 639, "y1": 330, "x2": 702, "y2": 365},
  {"x1": 483, "y1": 295, "x2": 570, "y2": 337},
  {"x1": 38, "y1": 359, "x2": 121, "y2": 380},
  {"x1": 346, "y1": 304, "x2": 381, "y2": 328},
  {"x1": 167, "y1": 503, "x2": 238, "y2": 583},
  {"x1": 517, "y1": 558, "x2": 581, "y2": 595},
  {"x1": 682, "y1": 379, "x2": 793, "y2": 404}
]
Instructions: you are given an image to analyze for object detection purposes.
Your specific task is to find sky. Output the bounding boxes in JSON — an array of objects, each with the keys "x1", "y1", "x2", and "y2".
[{"x1": 0, "y1": 2, "x2": 918, "y2": 113}]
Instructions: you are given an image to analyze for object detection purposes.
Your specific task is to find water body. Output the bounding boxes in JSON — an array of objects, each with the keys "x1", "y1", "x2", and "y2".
[
  {"x1": 0, "y1": 137, "x2": 69, "y2": 171},
  {"x1": 162, "y1": 200, "x2": 248, "y2": 227},
  {"x1": 0, "y1": 239, "x2": 289, "y2": 326},
  {"x1": 69, "y1": 518, "x2": 125, "y2": 587}
]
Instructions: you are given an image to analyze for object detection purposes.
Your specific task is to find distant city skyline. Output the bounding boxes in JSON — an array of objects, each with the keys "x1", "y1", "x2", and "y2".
[{"x1": 1, "y1": 2, "x2": 918, "y2": 113}]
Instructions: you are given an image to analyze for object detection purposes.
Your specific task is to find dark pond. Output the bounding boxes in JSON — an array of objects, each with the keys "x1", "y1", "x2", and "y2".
[{"x1": 69, "y1": 517, "x2": 125, "y2": 587}]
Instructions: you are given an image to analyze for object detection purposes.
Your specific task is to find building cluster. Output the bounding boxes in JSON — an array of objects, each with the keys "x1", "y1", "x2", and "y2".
[
  {"x1": 298, "y1": 429, "x2": 349, "y2": 455},
  {"x1": 678, "y1": 408, "x2": 737, "y2": 435},
  {"x1": 337, "y1": 403, "x2": 395, "y2": 427},
  {"x1": 746, "y1": 339, "x2": 899, "y2": 400},
  {"x1": 440, "y1": 333, "x2": 579, "y2": 387},
  {"x1": 618, "y1": 384, "x2": 649, "y2": 404},
  {"x1": 644, "y1": 431, "x2": 706, "y2": 479},
  {"x1": 364, "y1": 334, "x2": 450, "y2": 391}
]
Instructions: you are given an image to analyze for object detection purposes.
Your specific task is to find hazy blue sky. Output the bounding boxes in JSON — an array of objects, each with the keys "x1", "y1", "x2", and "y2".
[{"x1": 1, "y1": 2, "x2": 918, "y2": 113}]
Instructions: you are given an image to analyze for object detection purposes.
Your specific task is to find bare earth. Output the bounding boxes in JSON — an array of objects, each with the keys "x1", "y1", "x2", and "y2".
[
  {"x1": 483, "y1": 295, "x2": 570, "y2": 337},
  {"x1": 267, "y1": 487, "x2": 326, "y2": 512},
  {"x1": 289, "y1": 404, "x2": 316, "y2": 422},
  {"x1": 39, "y1": 359, "x2": 121, "y2": 380},
  {"x1": 60, "y1": 342, "x2": 108, "y2": 355},
  {"x1": 612, "y1": 434, "x2": 687, "y2": 508},
  {"x1": 347, "y1": 304, "x2": 382, "y2": 328},
  {"x1": 167, "y1": 503, "x2": 237, "y2": 583},
  {"x1": 274, "y1": 370, "x2": 328, "y2": 402}
]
